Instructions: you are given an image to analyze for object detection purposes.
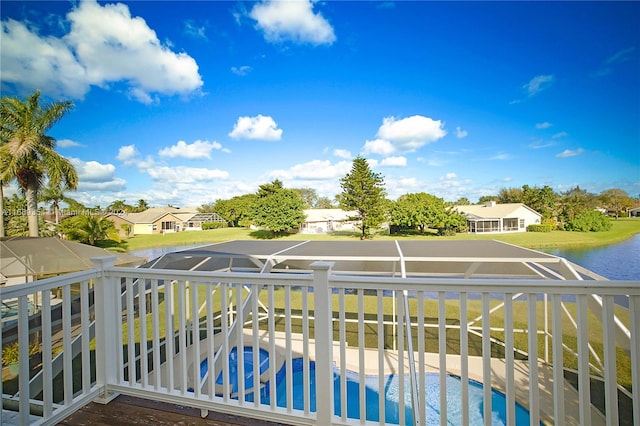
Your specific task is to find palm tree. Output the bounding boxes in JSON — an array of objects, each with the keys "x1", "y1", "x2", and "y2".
[
  {"x1": 60, "y1": 215, "x2": 119, "y2": 246},
  {"x1": 0, "y1": 91, "x2": 78, "y2": 237},
  {"x1": 39, "y1": 184, "x2": 67, "y2": 225}
]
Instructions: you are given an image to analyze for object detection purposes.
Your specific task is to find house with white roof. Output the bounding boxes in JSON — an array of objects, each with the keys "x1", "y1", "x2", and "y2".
[
  {"x1": 454, "y1": 201, "x2": 542, "y2": 233},
  {"x1": 299, "y1": 209, "x2": 359, "y2": 234}
]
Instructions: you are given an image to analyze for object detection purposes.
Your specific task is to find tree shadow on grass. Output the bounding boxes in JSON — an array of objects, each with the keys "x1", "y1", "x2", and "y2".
[{"x1": 96, "y1": 239, "x2": 129, "y2": 252}]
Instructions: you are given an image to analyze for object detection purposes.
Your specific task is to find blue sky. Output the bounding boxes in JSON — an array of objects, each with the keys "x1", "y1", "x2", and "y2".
[{"x1": 2, "y1": 0, "x2": 639, "y2": 208}]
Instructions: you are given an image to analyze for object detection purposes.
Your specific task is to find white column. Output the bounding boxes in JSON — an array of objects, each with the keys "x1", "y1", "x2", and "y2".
[
  {"x1": 92, "y1": 256, "x2": 120, "y2": 403},
  {"x1": 311, "y1": 261, "x2": 334, "y2": 426}
]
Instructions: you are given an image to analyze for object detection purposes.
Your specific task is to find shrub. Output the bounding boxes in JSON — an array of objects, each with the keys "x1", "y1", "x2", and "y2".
[
  {"x1": 202, "y1": 221, "x2": 227, "y2": 230},
  {"x1": 527, "y1": 224, "x2": 553, "y2": 232},
  {"x1": 565, "y1": 210, "x2": 612, "y2": 232}
]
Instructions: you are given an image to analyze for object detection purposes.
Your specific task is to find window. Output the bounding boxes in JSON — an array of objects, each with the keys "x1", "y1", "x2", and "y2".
[
  {"x1": 161, "y1": 221, "x2": 175, "y2": 231},
  {"x1": 503, "y1": 218, "x2": 518, "y2": 231},
  {"x1": 519, "y1": 219, "x2": 525, "y2": 228}
]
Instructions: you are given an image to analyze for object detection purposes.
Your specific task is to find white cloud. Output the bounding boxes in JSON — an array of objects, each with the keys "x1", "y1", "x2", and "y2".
[
  {"x1": 536, "y1": 122, "x2": 552, "y2": 129},
  {"x1": 184, "y1": 19, "x2": 207, "y2": 40},
  {"x1": 455, "y1": 127, "x2": 468, "y2": 138},
  {"x1": 375, "y1": 115, "x2": 446, "y2": 153},
  {"x1": 380, "y1": 156, "x2": 407, "y2": 167},
  {"x1": 231, "y1": 65, "x2": 253, "y2": 76},
  {"x1": 556, "y1": 148, "x2": 584, "y2": 158},
  {"x1": 333, "y1": 149, "x2": 352, "y2": 159},
  {"x1": 58, "y1": 139, "x2": 84, "y2": 148},
  {"x1": 68, "y1": 157, "x2": 126, "y2": 191},
  {"x1": 158, "y1": 140, "x2": 223, "y2": 159},
  {"x1": 442, "y1": 172, "x2": 458, "y2": 180},
  {"x1": 1, "y1": 0, "x2": 203, "y2": 101},
  {"x1": 229, "y1": 114, "x2": 283, "y2": 140},
  {"x1": 552, "y1": 131, "x2": 568, "y2": 139},
  {"x1": 269, "y1": 159, "x2": 351, "y2": 180},
  {"x1": 147, "y1": 166, "x2": 229, "y2": 182},
  {"x1": 362, "y1": 138, "x2": 395, "y2": 156},
  {"x1": 116, "y1": 144, "x2": 139, "y2": 165},
  {"x1": 523, "y1": 74, "x2": 554, "y2": 96},
  {"x1": 490, "y1": 153, "x2": 511, "y2": 160},
  {"x1": 249, "y1": 0, "x2": 336, "y2": 45}
]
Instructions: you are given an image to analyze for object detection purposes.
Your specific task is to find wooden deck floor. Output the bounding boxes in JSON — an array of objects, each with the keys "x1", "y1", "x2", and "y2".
[{"x1": 57, "y1": 394, "x2": 292, "y2": 426}]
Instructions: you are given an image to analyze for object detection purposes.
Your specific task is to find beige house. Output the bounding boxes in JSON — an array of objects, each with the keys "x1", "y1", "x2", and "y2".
[
  {"x1": 107, "y1": 207, "x2": 225, "y2": 238},
  {"x1": 454, "y1": 202, "x2": 542, "y2": 234},
  {"x1": 299, "y1": 209, "x2": 359, "y2": 234}
]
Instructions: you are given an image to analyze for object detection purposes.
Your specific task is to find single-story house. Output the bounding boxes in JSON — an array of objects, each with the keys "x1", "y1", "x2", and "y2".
[
  {"x1": 107, "y1": 207, "x2": 225, "y2": 237},
  {"x1": 454, "y1": 202, "x2": 542, "y2": 234},
  {"x1": 629, "y1": 206, "x2": 640, "y2": 217},
  {"x1": 299, "y1": 209, "x2": 359, "y2": 234}
]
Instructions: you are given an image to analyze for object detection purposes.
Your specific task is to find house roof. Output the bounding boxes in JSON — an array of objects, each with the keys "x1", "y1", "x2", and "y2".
[
  {"x1": 303, "y1": 209, "x2": 358, "y2": 223},
  {"x1": 113, "y1": 207, "x2": 194, "y2": 224},
  {"x1": 0, "y1": 237, "x2": 146, "y2": 282},
  {"x1": 454, "y1": 203, "x2": 541, "y2": 219}
]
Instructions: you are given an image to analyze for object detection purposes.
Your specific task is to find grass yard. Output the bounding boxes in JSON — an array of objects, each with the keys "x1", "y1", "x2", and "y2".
[{"x1": 108, "y1": 217, "x2": 640, "y2": 253}]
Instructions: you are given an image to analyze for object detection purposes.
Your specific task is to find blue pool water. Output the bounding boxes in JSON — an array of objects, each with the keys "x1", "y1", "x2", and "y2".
[{"x1": 202, "y1": 348, "x2": 535, "y2": 425}]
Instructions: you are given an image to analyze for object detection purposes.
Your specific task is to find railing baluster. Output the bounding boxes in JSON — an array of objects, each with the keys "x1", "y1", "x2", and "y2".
[
  {"x1": 126, "y1": 277, "x2": 136, "y2": 386},
  {"x1": 527, "y1": 293, "x2": 540, "y2": 426},
  {"x1": 252, "y1": 282, "x2": 260, "y2": 408},
  {"x1": 191, "y1": 280, "x2": 201, "y2": 398},
  {"x1": 221, "y1": 282, "x2": 230, "y2": 402},
  {"x1": 237, "y1": 282, "x2": 245, "y2": 404},
  {"x1": 438, "y1": 291, "x2": 446, "y2": 426},
  {"x1": 459, "y1": 292, "x2": 469, "y2": 426},
  {"x1": 63, "y1": 285, "x2": 73, "y2": 405},
  {"x1": 551, "y1": 294, "x2": 565, "y2": 425},
  {"x1": 139, "y1": 277, "x2": 148, "y2": 388},
  {"x1": 417, "y1": 290, "x2": 426, "y2": 425},
  {"x1": 268, "y1": 285, "x2": 276, "y2": 409},
  {"x1": 284, "y1": 285, "x2": 292, "y2": 412},
  {"x1": 397, "y1": 290, "x2": 405, "y2": 426},
  {"x1": 18, "y1": 295, "x2": 30, "y2": 424},
  {"x1": 601, "y1": 294, "x2": 618, "y2": 425},
  {"x1": 150, "y1": 279, "x2": 161, "y2": 391},
  {"x1": 482, "y1": 292, "x2": 492, "y2": 425},
  {"x1": 376, "y1": 290, "x2": 385, "y2": 424},
  {"x1": 339, "y1": 288, "x2": 347, "y2": 422},
  {"x1": 576, "y1": 294, "x2": 591, "y2": 425},
  {"x1": 81, "y1": 280, "x2": 91, "y2": 394},
  {"x1": 302, "y1": 286, "x2": 310, "y2": 415},
  {"x1": 41, "y1": 288, "x2": 53, "y2": 418},
  {"x1": 504, "y1": 293, "x2": 515, "y2": 426},
  {"x1": 165, "y1": 280, "x2": 175, "y2": 392},
  {"x1": 358, "y1": 289, "x2": 366, "y2": 424},
  {"x1": 178, "y1": 281, "x2": 187, "y2": 394},
  {"x1": 206, "y1": 283, "x2": 215, "y2": 400}
]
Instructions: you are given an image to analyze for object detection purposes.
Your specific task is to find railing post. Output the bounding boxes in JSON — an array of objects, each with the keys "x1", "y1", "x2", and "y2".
[
  {"x1": 92, "y1": 256, "x2": 120, "y2": 403},
  {"x1": 311, "y1": 261, "x2": 334, "y2": 426}
]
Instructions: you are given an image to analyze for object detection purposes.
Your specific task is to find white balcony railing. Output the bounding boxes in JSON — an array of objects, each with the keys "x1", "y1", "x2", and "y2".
[{"x1": 1, "y1": 256, "x2": 639, "y2": 426}]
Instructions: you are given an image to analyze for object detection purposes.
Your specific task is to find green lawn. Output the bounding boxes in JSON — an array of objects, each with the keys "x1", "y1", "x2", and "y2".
[{"x1": 109, "y1": 217, "x2": 639, "y2": 253}]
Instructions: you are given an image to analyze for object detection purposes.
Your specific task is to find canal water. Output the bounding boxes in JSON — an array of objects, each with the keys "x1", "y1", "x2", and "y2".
[
  {"x1": 545, "y1": 233, "x2": 640, "y2": 280},
  {"x1": 130, "y1": 235, "x2": 640, "y2": 281}
]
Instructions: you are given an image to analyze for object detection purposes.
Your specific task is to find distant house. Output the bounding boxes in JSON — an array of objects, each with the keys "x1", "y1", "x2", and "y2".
[
  {"x1": 454, "y1": 202, "x2": 542, "y2": 234},
  {"x1": 107, "y1": 207, "x2": 225, "y2": 238},
  {"x1": 629, "y1": 206, "x2": 640, "y2": 218},
  {"x1": 299, "y1": 209, "x2": 359, "y2": 234}
]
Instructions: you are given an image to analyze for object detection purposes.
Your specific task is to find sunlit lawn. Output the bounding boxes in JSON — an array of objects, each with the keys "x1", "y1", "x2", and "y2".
[{"x1": 107, "y1": 217, "x2": 639, "y2": 253}]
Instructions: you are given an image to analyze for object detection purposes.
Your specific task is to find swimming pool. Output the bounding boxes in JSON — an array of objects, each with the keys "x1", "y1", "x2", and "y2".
[{"x1": 201, "y1": 347, "x2": 535, "y2": 425}]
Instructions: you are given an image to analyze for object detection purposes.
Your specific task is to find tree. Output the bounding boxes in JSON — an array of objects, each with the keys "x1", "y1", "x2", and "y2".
[
  {"x1": 496, "y1": 187, "x2": 523, "y2": 204},
  {"x1": 59, "y1": 215, "x2": 119, "y2": 245},
  {"x1": 339, "y1": 157, "x2": 386, "y2": 239},
  {"x1": 453, "y1": 197, "x2": 471, "y2": 206},
  {"x1": 558, "y1": 186, "x2": 596, "y2": 223},
  {"x1": 521, "y1": 185, "x2": 558, "y2": 219},
  {"x1": 107, "y1": 199, "x2": 132, "y2": 213},
  {"x1": 390, "y1": 192, "x2": 466, "y2": 235},
  {"x1": 598, "y1": 188, "x2": 634, "y2": 218},
  {"x1": 39, "y1": 183, "x2": 69, "y2": 225},
  {"x1": 251, "y1": 180, "x2": 306, "y2": 234},
  {"x1": 0, "y1": 91, "x2": 77, "y2": 237},
  {"x1": 292, "y1": 187, "x2": 319, "y2": 209},
  {"x1": 315, "y1": 196, "x2": 335, "y2": 209},
  {"x1": 134, "y1": 199, "x2": 149, "y2": 212},
  {"x1": 209, "y1": 194, "x2": 257, "y2": 227}
]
